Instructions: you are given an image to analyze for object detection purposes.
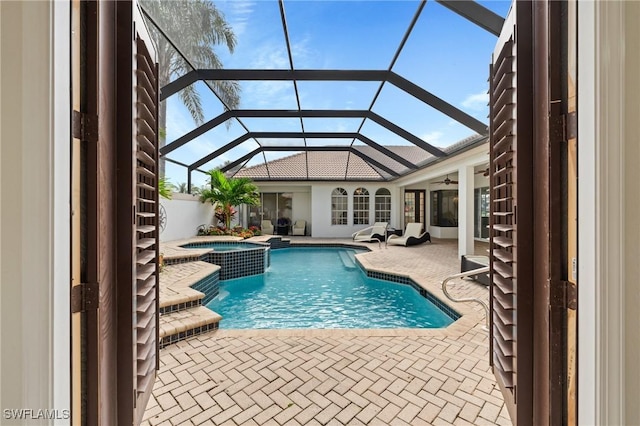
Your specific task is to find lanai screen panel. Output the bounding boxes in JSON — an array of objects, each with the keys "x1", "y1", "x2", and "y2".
[
  {"x1": 141, "y1": 0, "x2": 509, "y2": 183},
  {"x1": 296, "y1": 81, "x2": 382, "y2": 110},
  {"x1": 282, "y1": 1, "x2": 418, "y2": 70},
  {"x1": 302, "y1": 117, "x2": 363, "y2": 133},
  {"x1": 393, "y1": 0, "x2": 498, "y2": 116}
]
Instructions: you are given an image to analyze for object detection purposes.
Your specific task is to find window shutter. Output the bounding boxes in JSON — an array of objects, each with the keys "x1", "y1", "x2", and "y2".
[
  {"x1": 133, "y1": 36, "x2": 159, "y2": 422},
  {"x1": 489, "y1": 31, "x2": 534, "y2": 425},
  {"x1": 490, "y1": 36, "x2": 516, "y2": 390}
]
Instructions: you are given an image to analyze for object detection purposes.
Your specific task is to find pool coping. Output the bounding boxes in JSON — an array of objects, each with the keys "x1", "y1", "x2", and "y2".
[{"x1": 159, "y1": 236, "x2": 486, "y2": 338}]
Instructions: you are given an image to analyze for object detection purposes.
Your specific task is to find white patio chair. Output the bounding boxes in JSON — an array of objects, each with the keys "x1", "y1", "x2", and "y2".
[
  {"x1": 387, "y1": 222, "x2": 431, "y2": 246},
  {"x1": 352, "y1": 222, "x2": 387, "y2": 242},
  {"x1": 261, "y1": 220, "x2": 274, "y2": 235},
  {"x1": 292, "y1": 220, "x2": 306, "y2": 236}
]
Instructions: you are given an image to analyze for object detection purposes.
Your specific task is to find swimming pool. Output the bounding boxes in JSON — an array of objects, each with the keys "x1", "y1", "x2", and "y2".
[{"x1": 206, "y1": 247, "x2": 455, "y2": 329}]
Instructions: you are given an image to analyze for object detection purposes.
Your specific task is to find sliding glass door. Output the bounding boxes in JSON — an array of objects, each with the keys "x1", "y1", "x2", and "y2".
[{"x1": 248, "y1": 192, "x2": 293, "y2": 233}]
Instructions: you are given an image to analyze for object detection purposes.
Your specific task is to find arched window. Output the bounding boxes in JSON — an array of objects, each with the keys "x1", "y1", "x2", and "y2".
[
  {"x1": 375, "y1": 188, "x2": 391, "y2": 223},
  {"x1": 353, "y1": 187, "x2": 370, "y2": 225},
  {"x1": 331, "y1": 188, "x2": 348, "y2": 225}
]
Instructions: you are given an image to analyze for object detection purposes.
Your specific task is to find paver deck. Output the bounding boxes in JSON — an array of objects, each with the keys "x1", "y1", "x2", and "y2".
[{"x1": 143, "y1": 238, "x2": 511, "y2": 426}]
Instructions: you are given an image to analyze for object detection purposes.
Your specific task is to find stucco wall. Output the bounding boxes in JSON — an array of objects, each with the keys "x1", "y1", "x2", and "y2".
[
  {"x1": 160, "y1": 193, "x2": 215, "y2": 242},
  {"x1": 310, "y1": 183, "x2": 399, "y2": 238}
]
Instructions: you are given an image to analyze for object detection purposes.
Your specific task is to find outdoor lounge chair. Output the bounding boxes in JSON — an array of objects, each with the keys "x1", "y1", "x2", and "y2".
[
  {"x1": 292, "y1": 220, "x2": 306, "y2": 236},
  {"x1": 276, "y1": 217, "x2": 291, "y2": 235},
  {"x1": 352, "y1": 222, "x2": 388, "y2": 242},
  {"x1": 261, "y1": 220, "x2": 274, "y2": 235},
  {"x1": 387, "y1": 222, "x2": 431, "y2": 246}
]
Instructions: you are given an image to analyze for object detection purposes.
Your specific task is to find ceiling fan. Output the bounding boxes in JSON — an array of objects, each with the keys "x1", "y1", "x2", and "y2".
[
  {"x1": 433, "y1": 175, "x2": 458, "y2": 185},
  {"x1": 476, "y1": 167, "x2": 490, "y2": 177}
]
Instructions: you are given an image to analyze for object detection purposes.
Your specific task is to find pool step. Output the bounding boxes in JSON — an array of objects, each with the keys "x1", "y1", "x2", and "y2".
[
  {"x1": 338, "y1": 250, "x2": 357, "y2": 269},
  {"x1": 216, "y1": 289, "x2": 230, "y2": 301},
  {"x1": 159, "y1": 261, "x2": 219, "y2": 314},
  {"x1": 159, "y1": 306, "x2": 222, "y2": 349},
  {"x1": 267, "y1": 236, "x2": 291, "y2": 249},
  {"x1": 159, "y1": 261, "x2": 223, "y2": 348}
]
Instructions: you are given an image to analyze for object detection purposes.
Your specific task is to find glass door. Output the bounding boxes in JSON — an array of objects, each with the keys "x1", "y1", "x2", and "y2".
[
  {"x1": 404, "y1": 190, "x2": 425, "y2": 230},
  {"x1": 250, "y1": 193, "x2": 294, "y2": 234},
  {"x1": 474, "y1": 187, "x2": 490, "y2": 239}
]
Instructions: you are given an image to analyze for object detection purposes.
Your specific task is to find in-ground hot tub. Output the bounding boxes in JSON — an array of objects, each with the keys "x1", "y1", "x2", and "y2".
[
  {"x1": 461, "y1": 255, "x2": 490, "y2": 286},
  {"x1": 181, "y1": 241, "x2": 270, "y2": 280}
]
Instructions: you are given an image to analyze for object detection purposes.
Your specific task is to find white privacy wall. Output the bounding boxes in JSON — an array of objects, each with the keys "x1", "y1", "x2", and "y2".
[
  {"x1": 310, "y1": 183, "x2": 398, "y2": 238},
  {"x1": 160, "y1": 193, "x2": 215, "y2": 242}
]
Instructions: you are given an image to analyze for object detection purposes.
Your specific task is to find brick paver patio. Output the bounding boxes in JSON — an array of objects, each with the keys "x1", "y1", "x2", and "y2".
[{"x1": 143, "y1": 238, "x2": 511, "y2": 426}]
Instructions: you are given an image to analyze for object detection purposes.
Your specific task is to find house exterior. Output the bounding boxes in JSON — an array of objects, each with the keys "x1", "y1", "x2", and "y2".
[
  {"x1": 234, "y1": 138, "x2": 490, "y2": 258},
  {"x1": 1, "y1": 1, "x2": 639, "y2": 425}
]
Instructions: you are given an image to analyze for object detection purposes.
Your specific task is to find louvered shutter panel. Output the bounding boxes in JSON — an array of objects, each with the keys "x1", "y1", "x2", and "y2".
[
  {"x1": 134, "y1": 36, "x2": 159, "y2": 421},
  {"x1": 489, "y1": 31, "x2": 534, "y2": 425},
  {"x1": 490, "y1": 36, "x2": 516, "y2": 391}
]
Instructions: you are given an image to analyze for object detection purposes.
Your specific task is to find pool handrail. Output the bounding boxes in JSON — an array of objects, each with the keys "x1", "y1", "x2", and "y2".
[{"x1": 441, "y1": 267, "x2": 490, "y2": 331}]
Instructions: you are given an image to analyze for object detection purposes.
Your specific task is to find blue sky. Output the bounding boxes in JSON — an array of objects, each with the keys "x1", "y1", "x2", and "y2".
[{"x1": 160, "y1": 0, "x2": 512, "y2": 187}]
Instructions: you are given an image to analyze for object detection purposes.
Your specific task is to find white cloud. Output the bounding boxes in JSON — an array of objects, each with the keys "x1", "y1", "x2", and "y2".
[
  {"x1": 220, "y1": 0, "x2": 255, "y2": 37},
  {"x1": 187, "y1": 138, "x2": 217, "y2": 158},
  {"x1": 243, "y1": 81, "x2": 295, "y2": 109},
  {"x1": 461, "y1": 91, "x2": 489, "y2": 111},
  {"x1": 239, "y1": 40, "x2": 297, "y2": 108},
  {"x1": 250, "y1": 43, "x2": 289, "y2": 69},
  {"x1": 420, "y1": 131, "x2": 444, "y2": 146},
  {"x1": 164, "y1": 101, "x2": 195, "y2": 142},
  {"x1": 290, "y1": 37, "x2": 315, "y2": 68}
]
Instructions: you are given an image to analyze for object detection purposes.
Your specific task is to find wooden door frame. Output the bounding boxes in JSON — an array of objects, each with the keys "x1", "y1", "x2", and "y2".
[
  {"x1": 70, "y1": 0, "x2": 83, "y2": 423},
  {"x1": 531, "y1": 0, "x2": 570, "y2": 423}
]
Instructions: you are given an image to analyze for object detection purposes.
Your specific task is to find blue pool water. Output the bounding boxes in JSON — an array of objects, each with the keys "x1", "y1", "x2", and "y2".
[{"x1": 206, "y1": 247, "x2": 455, "y2": 329}]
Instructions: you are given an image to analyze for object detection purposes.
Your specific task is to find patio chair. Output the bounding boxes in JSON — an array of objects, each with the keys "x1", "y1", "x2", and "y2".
[
  {"x1": 261, "y1": 220, "x2": 274, "y2": 235},
  {"x1": 352, "y1": 222, "x2": 388, "y2": 242},
  {"x1": 387, "y1": 222, "x2": 431, "y2": 246},
  {"x1": 292, "y1": 220, "x2": 306, "y2": 236},
  {"x1": 276, "y1": 217, "x2": 291, "y2": 235}
]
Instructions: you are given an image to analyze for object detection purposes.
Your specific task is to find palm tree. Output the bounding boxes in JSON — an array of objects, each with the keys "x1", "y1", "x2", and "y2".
[
  {"x1": 200, "y1": 170, "x2": 260, "y2": 229},
  {"x1": 141, "y1": 0, "x2": 241, "y2": 173},
  {"x1": 175, "y1": 182, "x2": 202, "y2": 195},
  {"x1": 176, "y1": 182, "x2": 189, "y2": 193},
  {"x1": 158, "y1": 176, "x2": 174, "y2": 199}
]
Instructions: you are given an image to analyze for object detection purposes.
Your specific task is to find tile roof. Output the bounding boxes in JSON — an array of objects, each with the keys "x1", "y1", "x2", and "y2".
[
  {"x1": 234, "y1": 151, "x2": 383, "y2": 180},
  {"x1": 231, "y1": 135, "x2": 487, "y2": 181}
]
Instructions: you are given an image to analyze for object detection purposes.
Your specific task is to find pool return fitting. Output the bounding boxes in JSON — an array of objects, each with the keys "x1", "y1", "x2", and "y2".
[{"x1": 441, "y1": 266, "x2": 490, "y2": 331}]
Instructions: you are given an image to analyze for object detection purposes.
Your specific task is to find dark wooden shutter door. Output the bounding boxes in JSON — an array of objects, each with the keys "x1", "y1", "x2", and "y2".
[
  {"x1": 133, "y1": 36, "x2": 160, "y2": 424},
  {"x1": 83, "y1": 2, "x2": 159, "y2": 424},
  {"x1": 489, "y1": 36, "x2": 516, "y2": 393},
  {"x1": 489, "y1": 23, "x2": 534, "y2": 425}
]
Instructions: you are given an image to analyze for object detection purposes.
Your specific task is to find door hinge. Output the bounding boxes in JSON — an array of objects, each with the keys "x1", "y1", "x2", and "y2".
[
  {"x1": 72, "y1": 110, "x2": 98, "y2": 142},
  {"x1": 563, "y1": 111, "x2": 577, "y2": 141},
  {"x1": 71, "y1": 282, "x2": 99, "y2": 313},
  {"x1": 564, "y1": 280, "x2": 577, "y2": 310}
]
